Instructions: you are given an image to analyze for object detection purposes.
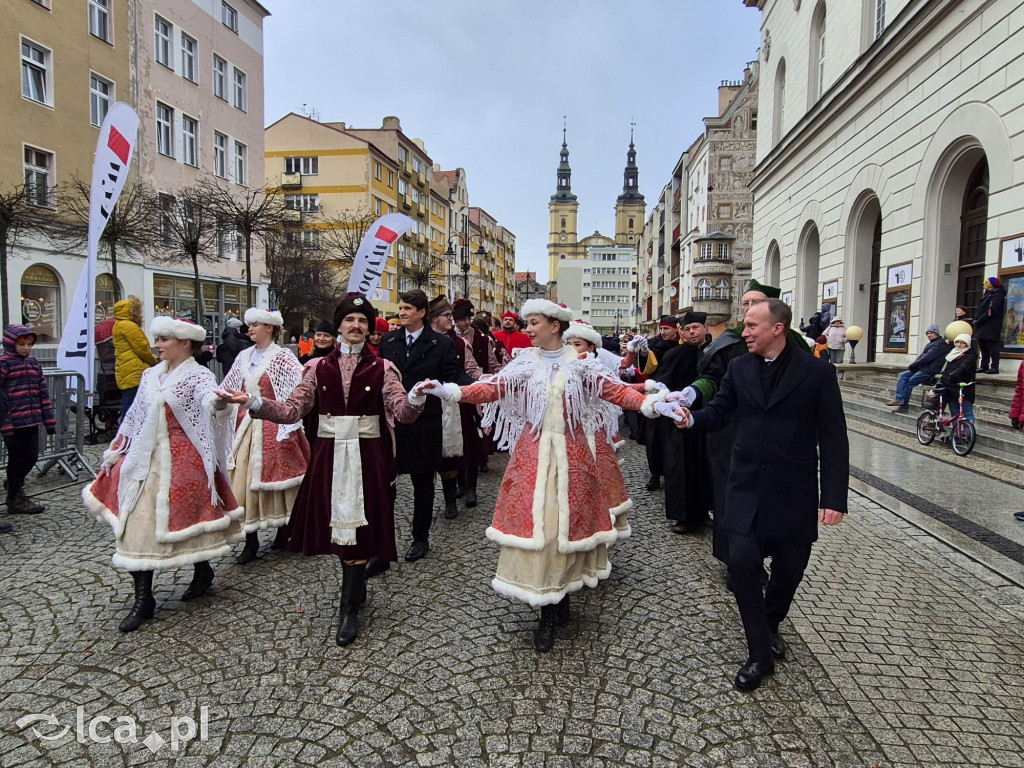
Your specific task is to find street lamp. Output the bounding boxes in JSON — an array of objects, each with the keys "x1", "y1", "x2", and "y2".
[{"x1": 445, "y1": 235, "x2": 488, "y2": 299}]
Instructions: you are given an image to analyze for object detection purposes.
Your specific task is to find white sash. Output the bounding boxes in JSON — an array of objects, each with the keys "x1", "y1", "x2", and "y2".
[{"x1": 317, "y1": 414, "x2": 380, "y2": 546}]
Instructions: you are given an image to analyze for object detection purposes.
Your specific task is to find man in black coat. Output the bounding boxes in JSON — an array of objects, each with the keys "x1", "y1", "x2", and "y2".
[
  {"x1": 378, "y1": 290, "x2": 473, "y2": 562},
  {"x1": 631, "y1": 316, "x2": 680, "y2": 490},
  {"x1": 974, "y1": 276, "x2": 1006, "y2": 374},
  {"x1": 678, "y1": 299, "x2": 849, "y2": 691},
  {"x1": 216, "y1": 318, "x2": 253, "y2": 374}
]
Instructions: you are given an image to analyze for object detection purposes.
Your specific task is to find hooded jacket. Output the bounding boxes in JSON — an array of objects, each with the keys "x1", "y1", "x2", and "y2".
[
  {"x1": 0, "y1": 325, "x2": 55, "y2": 435},
  {"x1": 973, "y1": 285, "x2": 1006, "y2": 341},
  {"x1": 112, "y1": 297, "x2": 157, "y2": 390},
  {"x1": 908, "y1": 336, "x2": 950, "y2": 376},
  {"x1": 216, "y1": 325, "x2": 253, "y2": 371}
]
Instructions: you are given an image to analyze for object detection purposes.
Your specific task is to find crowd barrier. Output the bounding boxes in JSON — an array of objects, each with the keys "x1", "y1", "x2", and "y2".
[{"x1": 0, "y1": 370, "x2": 96, "y2": 481}]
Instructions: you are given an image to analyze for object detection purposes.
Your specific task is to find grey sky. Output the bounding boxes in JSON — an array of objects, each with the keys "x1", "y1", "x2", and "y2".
[{"x1": 261, "y1": 1, "x2": 761, "y2": 283}]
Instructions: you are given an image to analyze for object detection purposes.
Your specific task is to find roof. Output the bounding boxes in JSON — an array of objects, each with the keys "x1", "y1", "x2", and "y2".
[
  {"x1": 433, "y1": 169, "x2": 457, "y2": 192},
  {"x1": 264, "y1": 112, "x2": 394, "y2": 165}
]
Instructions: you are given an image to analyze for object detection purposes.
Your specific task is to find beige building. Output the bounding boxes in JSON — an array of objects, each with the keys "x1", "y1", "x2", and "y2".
[
  {"x1": 745, "y1": 0, "x2": 1024, "y2": 363},
  {"x1": 4, "y1": 0, "x2": 270, "y2": 349}
]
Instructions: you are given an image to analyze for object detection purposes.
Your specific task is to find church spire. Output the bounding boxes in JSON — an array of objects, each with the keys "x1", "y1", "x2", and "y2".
[
  {"x1": 617, "y1": 122, "x2": 644, "y2": 204},
  {"x1": 551, "y1": 119, "x2": 577, "y2": 203}
]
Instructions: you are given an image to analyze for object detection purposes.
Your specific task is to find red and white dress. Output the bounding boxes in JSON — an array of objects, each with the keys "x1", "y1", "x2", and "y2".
[
  {"x1": 221, "y1": 344, "x2": 310, "y2": 534},
  {"x1": 83, "y1": 358, "x2": 244, "y2": 570},
  {"x1": 445, "y1": 345, "x2": 666, "y2": 606}
]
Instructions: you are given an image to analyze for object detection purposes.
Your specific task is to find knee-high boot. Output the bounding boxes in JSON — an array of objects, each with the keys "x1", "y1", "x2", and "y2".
[
  {"x1": 336, "y1": 563, "x2": 366, "y2": 647},
  {"x1": 237, "y1": 531, "x2": 259, "y2": 564},
  {"x1": 119, "y1": 570, "x2": 155, "y2": 632},
  {"x1": 441, "y1": 476, "x2": 459, "y2": 519},
  {"x1": 534, "y1": 603, "x2": 558, "y2": 652},
  {"x1": 456, "y1": 469, "x2": 466, "y2": 498},
  {"x1": 464, "y1": 467, "x2": 479, "y2": 508},
  {"x1": 181, "y1": 561, "x2": 214, "y2": 601}
]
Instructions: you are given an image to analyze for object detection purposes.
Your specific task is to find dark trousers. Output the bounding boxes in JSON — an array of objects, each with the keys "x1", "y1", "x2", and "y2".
[
  {"x1": 409, "y1": 471, "x2": 435, "y2": 543},
  {"x1": 728, "y1": 530, "x2": 812, "y2": 663},
  {"x1": 4, "y1": 427, "x2": 40, "y2": 500},
  {"x1": 979, "y1": 339, "x2": 1001, "y2": 372},
  {"x1": 645, "y1": 424, "x2": 664, "y2": 479},
  {"x1": 119, "y1": 386, "x2": 139, "y2": 423}
]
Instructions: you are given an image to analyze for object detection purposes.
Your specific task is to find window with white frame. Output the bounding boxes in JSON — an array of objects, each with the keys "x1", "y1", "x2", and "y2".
[
  {"x1": 284, "y1": 156, "x2": 318, "y2": 175},
  {"x1": 212, "y1": 55, "x2": 227, "y2": 99},
  {"x1": 24, "y1": 146, "x2": 53, "y2": 208},
  {"x1": 387, "y1": 170, "x2": 395, "y2": 187},
  {"x1": 21, "y1": 39, "x2": 50, "y2": 105},
  {"x1": 180, "y1": 33, "x2": 197, "y2": 83},
  {"x1": 156, "y1": 103, "x2": 173, "y2": 157},
  {"x1": 213, "y1": 132, "x2": 227, "y2": 177},
  {"x1": 221, "y1": 2, "x2": 238, "y2": 32},
  {"x1": 89, "y1": 73, "x2": 112, "y2": 127},
  {"x1": 28, "y1": 0, "x2": 51, "y2": 7},
  {"x1": 715, "y1": 279, "x2": 730, "y2": 300},
  {"x1": 284, "y1": 194, "x2": 319, "y2": 213},
  {"x1": 374, "y1": 198, "x2": 382, "y2": 216},
  {"x1": 717, "y1": 242, "x2": 730, "y2": 260},
  {"x1": 874, "y1": 0, "x2": 886, "y2": 39},
  {"x1": 374, "y1": 161, "x2": 382, "y2": 181},
  {"x1": 233, "y1": 140, "x2": 247, "y2": 185},
  {"x1": 181, "y1": 115, "x2": 198, "y2": 167},
  {"x1": 154, "y1": 16, "x2": 172, "y2": 68},
  {"x1": 89, "y1": 0, "x2": 111, "y2": 42},
  {"x1": 699, "y1": 242, "x2": 713, "y2": 260},
  {"x1": 232, "y1": 67, "x2": 247, "y2": 111},
  {"x1": 697, "y1": 279, "x2": 713, "y2": 300}
]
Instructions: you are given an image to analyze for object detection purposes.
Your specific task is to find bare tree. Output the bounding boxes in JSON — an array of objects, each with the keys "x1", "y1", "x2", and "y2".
[
  {"x1": 48, "y1": 176, "x2": 159, "y2": 284},
  {"x1": 405, "y1": 249, "x2": 449, "y2": 294},
  {"x1": 0, "y1": 183, "x2": 56, "y2": 327},
  {"x1": 153, "y1": 186, "x2": 220, "y2": 322},
  {"x1": 316, "y1": 208, "x2": 376, "y2": 285},
  {"x1": 263, "y1": 224, "x2": 343, "y2": 328},
  {"x1": 199, "y1": 177, "x2": 287, "y2": 299}
]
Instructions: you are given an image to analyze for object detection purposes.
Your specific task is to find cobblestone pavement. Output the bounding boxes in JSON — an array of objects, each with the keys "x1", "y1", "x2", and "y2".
[{"x1": 1, "y1": 438, "x2": 1023, "y2": 767}]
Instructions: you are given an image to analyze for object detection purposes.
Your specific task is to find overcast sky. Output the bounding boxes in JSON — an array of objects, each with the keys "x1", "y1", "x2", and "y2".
[{"x1": 261, "y1": 1, "x2": 762, "y2": 283}]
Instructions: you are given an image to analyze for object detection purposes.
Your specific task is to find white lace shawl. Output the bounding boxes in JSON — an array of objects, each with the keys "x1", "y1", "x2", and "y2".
[
  {"x1": 221, "y1": 343, "x2": 304, "y2": 441},
  {"x1": 108, "y1": 358, "x2": 231, "y2": 513},
  {"x1": 481, "y1": 346, "x2": 620, "y2": 452}
]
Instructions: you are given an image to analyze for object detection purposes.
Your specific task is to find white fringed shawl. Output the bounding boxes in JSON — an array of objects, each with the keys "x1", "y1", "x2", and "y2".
[{"x1": 222, "y1": 343, "x2": 304, "y2": 442}]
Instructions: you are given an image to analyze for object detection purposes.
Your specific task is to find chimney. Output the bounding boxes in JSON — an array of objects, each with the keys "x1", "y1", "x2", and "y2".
[{"x1": 382, "y1": 116, "x2": 401, "y2": 130}]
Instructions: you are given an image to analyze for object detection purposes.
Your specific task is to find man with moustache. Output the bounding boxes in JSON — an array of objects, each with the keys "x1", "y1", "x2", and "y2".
[
  {"x1": 493, "y1": 311, "x2": 532, "y2": 358},
  {"x1": 675, "y1": 299, "x2": 848, "y2": 691}
]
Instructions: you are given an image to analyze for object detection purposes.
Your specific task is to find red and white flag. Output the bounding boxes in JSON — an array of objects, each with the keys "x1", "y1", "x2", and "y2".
[{"x1": 347, "y1": 213, "x2": 415, "y2": 297}]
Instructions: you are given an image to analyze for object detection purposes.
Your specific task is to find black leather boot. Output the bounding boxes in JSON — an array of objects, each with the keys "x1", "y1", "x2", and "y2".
[
  {"x1": 456, "y1": 470, "x2": 466, "y2": 498},
  {"x1": 336, "y1": 563, "x2": 365, "y2": 647},
  {"x1": 464, "y1": 467, "x2": 478, "y2": 508},
  {"x1": 237, "y1": 531, "x2": 259, "y2": 564},
  {"x1": 269, "y1": 525, "x2": 289, "y2": 550},
  {"x1": 181, "y1": 561, "x2": 214, "y2": 601},
  {"x1": 555, "y1": 594, "x2": 570, "y2": 626},
  {"x1": 534, "y1": 604, "x2": 557, "y2": 652},
  {"x1": 119, "y1": 571, "x2": 155, "y2": 632},
  {"x1": 441, "y1": 477, "x2": 459, "y2": 519}
]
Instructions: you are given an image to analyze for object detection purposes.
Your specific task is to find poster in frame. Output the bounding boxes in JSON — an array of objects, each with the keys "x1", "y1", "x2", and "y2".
[
  {"x1": 883, "y1": 262, "x2": 912, "y2": 353},
  {"x1": 998, "y1": 233, "x2": 1024, "y2": 357}
]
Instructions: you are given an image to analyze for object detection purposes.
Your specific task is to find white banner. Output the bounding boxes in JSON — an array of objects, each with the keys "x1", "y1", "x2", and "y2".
[
  {"x1": 56, "y1": 103, "x2": 140, "y2": 390},
  {"x1": 346, "y1": 213, "x2": 415, "y2": 297}
]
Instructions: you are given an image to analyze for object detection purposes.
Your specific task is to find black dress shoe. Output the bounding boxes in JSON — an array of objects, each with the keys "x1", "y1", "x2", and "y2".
[
  {"x1": 645, "y1": 476, "x2": 660, "y2": 491},
  {"x1": 734, "y1": 659, "x2": 774, "y2": 691},
  {"x1": 768, "y1": 631, "x2": 787, "y2": 660},
  {"x1": 405, "y1": 540, "x2": 429, "y2": 562},
  {"x1": 364, "y1": 557, "x2": 391, "y2": 579}
]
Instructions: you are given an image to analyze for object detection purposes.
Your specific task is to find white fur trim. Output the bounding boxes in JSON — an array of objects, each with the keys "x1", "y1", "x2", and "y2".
[
  {"x1": 150, "y1": 315, "x2": 207, "y2": 342},
  {"x1": 244, "y1": 307, "x2": 284, "y2": 326},
  {"x1": 485, "y1": 525, "x2": 546, "y2": 551},
  {"x1": 640, "y1": 391, "x2": 667, "y2": 418},
  {"x1": 643, "y1": 379, "x2": 665, "y2": 394},
  {"x1": 111, "y1": 545, "x2": 236, "y2": 572},
  {"x1": 564, "y1": 322, "x2": 601, "y2": 348},
  {"x1": 447, "y1": 383, "x2": 464, "y2": 403},
  {"x1": 83, "y1": 483, "x2": 120, "y2": 532},
  {"x1": 490, "y1": 559, "x2": 613, "y2": 607},
  {"x1": 241, "y1": 511, "x2": 289, "y2": 534},
  {"x1": 249, "y1": 474, "x2": 305, "y2": 493},
  {"x1": 520, "y1": 299, "x2": 573, "y2": 322},
  {"x1": 610, "y1": 499, "x2": 633, "y2": 517}
]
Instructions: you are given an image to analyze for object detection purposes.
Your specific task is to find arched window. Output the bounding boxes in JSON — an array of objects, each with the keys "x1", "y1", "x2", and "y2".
[
  {"x1": 697, "y1": 278, "x2": 713, "y2": 301},
  {"x1": 773, "y1": 59, "x2": 786, "y2": 146},
  {"x1": 715, "y1": 279, "x2": 730, "y2": 300},
  {"x1": 21, "y1": 264, "x2": 62, "y2": 343},
  {"x1": 958, "y1": 158, "x2": 989, "y2": 311},
  {"x1": 809, "y1": 3, "x2": 827, "y2": 104}
]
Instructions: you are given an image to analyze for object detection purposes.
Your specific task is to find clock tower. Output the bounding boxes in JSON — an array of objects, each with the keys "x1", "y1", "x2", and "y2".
[
  {"x1": 614, "y1": 127, "x2": 646, "y2": 247},
  {"x1": 548, "y1": 127, "x2": 579, "y2": 285}
]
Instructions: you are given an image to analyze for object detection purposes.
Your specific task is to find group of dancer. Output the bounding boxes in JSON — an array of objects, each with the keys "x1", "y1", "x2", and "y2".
[{"x1": 83, "y1": 281, "x2": 847, "y2": 692}]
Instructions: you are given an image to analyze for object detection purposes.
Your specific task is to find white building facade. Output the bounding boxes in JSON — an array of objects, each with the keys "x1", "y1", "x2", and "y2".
[
  {"x1": 745, "y1": 0, "x2": 1024, "y2": 362},
  {"x1": 559, "y1": 242, "x2": 638, "y2": 334}
]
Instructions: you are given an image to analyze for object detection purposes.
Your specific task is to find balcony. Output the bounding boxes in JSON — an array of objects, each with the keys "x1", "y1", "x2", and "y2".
[
  {"x1": 280, "y1": 172, "x2": 301, "y2": 189},
  {"x1": 401, "y1": 230, "x2": 412, "y2": 242},
  {"x1": 401, "y1": 194, "x2": 412, "y2": 209},
  {"x1": 281, "y1": 208, "x2": 301, "y2": 223},
  {"x1": 672, "y1": 224, "x2": 681, "y2": 243},
  {"x1": 415, "y1": 233, "x2": 426, "y2": 246},
  {"x1": 401, "y1": 160, "x2": 413, "y2": 176},
  {"x1": 417, "y1": 203, "x2": 426, "y2": 218},
  {"x1": 417, "y1": 171, "x2": 426, "y2": 186}
]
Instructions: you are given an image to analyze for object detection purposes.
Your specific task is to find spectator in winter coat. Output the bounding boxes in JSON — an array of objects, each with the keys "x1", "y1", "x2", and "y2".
[
  {"x1": 928, "y1": 333, "x2": 977, "y2": 423},
  {"x1": 887, "y1": 323, "x2": 949, "y2": 413},
  {"x1": 812, "y1": 336, "x2": 830, "y2": 362},
  {"x1": 112, "y1": 297, "x2": 158, "y2": 420},
  {"x1": 1008, "y1": 360, "x2": 1024, "y2": 431},
  {"x1": 823, "y1": 317, "x2": 847, "y2": 363},
  {"x1": 800, "y1": 304, "x2": 832, "y2": 340},
  {"x1": 0, "y1": 324, "x2": 55, "y2": 523},
  {"x1": 216, "y1": 317, "x2": 253, "y2": 373},
  {"x1": 974, "y1": 276, "x2": 1006, "y2": 374},
  {"x1": 299, "y1": 320, "x2": 337, "y2": 364}
]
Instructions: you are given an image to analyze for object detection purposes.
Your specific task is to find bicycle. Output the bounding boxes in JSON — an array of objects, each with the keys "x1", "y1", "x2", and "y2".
[{"x1": 916, "y1": 382, "x2": 976, "y2": 457}]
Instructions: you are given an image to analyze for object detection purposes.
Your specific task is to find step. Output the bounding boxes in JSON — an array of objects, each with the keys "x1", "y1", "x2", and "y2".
[{"x1": 845, "y1": 390, "x2": 1014, "y2": 424}]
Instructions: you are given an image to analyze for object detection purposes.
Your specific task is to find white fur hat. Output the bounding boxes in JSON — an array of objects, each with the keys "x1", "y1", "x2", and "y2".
[
  {"x1": 563, "y1": 320, "x2": 602, "y2": 348},
  {"x1": 520, "y1": 299, "x2": 573, "y2": 323},
  {"x1": 244, "y1": 307, "x2": 284, "y2": 327},
  {"x1": 150, "y1": 316, "x2": 207, "y2": 342}
]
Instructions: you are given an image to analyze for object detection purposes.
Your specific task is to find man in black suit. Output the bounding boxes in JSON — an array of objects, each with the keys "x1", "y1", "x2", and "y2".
[
  {"x1": 378, "y1": 290, "x2": 473, "y2": 562},
  {"x1": 678, "y1": 299, "x2": 848, "y2": 691}
]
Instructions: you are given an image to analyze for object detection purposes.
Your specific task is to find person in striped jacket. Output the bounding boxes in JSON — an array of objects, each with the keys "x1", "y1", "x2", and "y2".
[{"x1": 0, "y1": 324, "x2": 55, "y2": 524}]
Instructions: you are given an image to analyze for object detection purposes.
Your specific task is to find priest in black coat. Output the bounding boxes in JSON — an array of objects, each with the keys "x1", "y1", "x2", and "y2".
[{"x1": 679, "y1": 299, "x2": 848, "y2": 692}]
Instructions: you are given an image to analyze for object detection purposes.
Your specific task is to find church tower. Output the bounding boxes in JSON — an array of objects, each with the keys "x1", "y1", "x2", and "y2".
[
  {"x1": 614, "y1": 127, "x2": 645, "y2": 247},
  {"x1": 548, "y1": 127, "x2": 579, "y2": 284}
]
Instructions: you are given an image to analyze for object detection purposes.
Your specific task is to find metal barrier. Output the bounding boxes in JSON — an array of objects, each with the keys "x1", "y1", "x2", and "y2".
[{"x1": 0, "y1": 369, "x2": 96, "y2": 481}]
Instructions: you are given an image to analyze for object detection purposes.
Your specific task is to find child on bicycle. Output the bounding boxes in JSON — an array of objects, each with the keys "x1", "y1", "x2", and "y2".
[{"x1": 926, "y1": 333, "x2": 977, "y2": 423}]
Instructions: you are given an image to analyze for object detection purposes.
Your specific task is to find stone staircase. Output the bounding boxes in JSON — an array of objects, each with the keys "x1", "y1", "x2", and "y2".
[{"x1": 838, "y1": 362, "x2": 1024, "y2": 469}]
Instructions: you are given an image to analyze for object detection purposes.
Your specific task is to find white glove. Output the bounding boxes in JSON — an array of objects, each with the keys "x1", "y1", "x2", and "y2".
[
  {"x1": 653, "y1": 401, "x2": 684, "y2": 422},
  {"x1": 624, "y1": 365, "x2": 637, "y2": 378},
  {"x1": 644, "y1": 380, "x2": 668, "y2": 394},
  {"x1": 666, "y1": 387, "x2": 696, "y2": 407},
  {"x1": 422, "y1": 380, "x2": 452, "y2": 400},
  {"x1": 627, "y1": 336, "x2": 649, "y2": 354},
  {"x1": 408, "y1": 389, "x2": 426, "y2": 407}
]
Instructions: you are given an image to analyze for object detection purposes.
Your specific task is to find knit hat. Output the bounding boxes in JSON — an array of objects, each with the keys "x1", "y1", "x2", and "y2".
[
  {"x1": 427, "y1": 294, "x2": 453, "y2": 320},
  {"x1": 150, "y1": 316, "x2": 207, "y2": 342},
  {"x1": 313, "y1": 320, "x2": 335, "y2": 335},
  {"x1": 563, "y1": 320, "x2": 601, "y2": 348},
  {"x1": 925, "y1": 323, "x2": 940, "y2": 336},
  {"x1": 452, "y1": 298, "x2": 474, "y2": 320},
  {"x1": 985, "y1": 276, "x2": 1001, "y2": 289},
  {"x1": 333, "y1": 293, "x2": 376, "y2": 329},
  {"x1": 520, "y1": 299, "x2": 573, "y2": 323},
  {"x1": 225, "y1": 317, "x2": 243, "y2": 329},
  {"x1": 374, "y1": 317, "x2": 390, "y2": 333},
  {"x1": 954, "y1": 333, "x2": 972, "y2": 345},
  {"x1": 244, "y1": 308, "x2": 284, "y2": 327},
  {"x1": 746, "y1": 279, "x2": 781, "y2": 299}
]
